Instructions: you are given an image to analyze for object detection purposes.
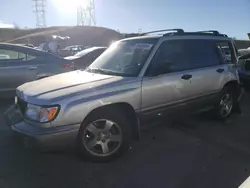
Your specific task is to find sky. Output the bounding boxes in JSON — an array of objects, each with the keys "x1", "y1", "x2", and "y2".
[{"x1": 0, "y1": 0, "x2": 250, "y2": 39}]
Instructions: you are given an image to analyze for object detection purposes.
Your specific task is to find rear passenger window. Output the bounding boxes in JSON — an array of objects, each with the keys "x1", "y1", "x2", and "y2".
[
  {"x1": 146, "y1": 39, "x2": 221, "y2": 76},
  {"x1": 187, "y1": 40, "x2": 221, "y2": 69}
]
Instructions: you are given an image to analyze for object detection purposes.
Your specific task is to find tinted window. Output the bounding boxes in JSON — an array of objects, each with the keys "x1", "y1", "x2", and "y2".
[
  {"x1": 146, "y1": 39, "x2": 221, "y2": 76},
  {"x1": 188, "y1": 40, "x2": 221, "y2": 68}
]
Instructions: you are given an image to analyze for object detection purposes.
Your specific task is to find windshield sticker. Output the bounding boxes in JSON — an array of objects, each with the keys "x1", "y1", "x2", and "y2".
[{"x1": 135, "y1": 43, "x2": 153, "y2": 50}]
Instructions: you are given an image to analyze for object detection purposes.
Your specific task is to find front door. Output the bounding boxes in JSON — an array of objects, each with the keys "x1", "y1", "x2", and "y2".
[{"x1": 141, "y1": 39, "x2": 193, "y2": 117}]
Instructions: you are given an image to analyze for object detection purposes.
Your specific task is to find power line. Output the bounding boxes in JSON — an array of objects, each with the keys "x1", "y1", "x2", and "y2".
[{"x1": 32, "y1": 0, "x2": 46, "y2": 28}]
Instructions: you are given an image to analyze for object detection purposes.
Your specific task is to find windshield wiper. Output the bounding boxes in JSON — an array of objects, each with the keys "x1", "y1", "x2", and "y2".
[
  {"x1": 86, "y1": 68, "x2": 122, "y2": 76},
  {"x1": 86, "y1": 68, "x2": 107, "y2": 74}
]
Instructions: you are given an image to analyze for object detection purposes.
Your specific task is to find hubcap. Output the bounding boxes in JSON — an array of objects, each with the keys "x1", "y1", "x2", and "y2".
[
  {"x1": 83, "y1": 119, "x2": 122, "y2": 157},
  {"x1": 219, "y1": 92, "x2": 233, "y2": 117}
]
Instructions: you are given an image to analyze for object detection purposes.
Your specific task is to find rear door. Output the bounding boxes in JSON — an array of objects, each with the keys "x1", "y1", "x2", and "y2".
[
  {"x1": 0, "y1": 48, "x2": 38, "y2": 93},
  {"x1": 176, "y1": 39, "x2": 228, "y2": 101},
  {"x1": 141, "y1": 38, "x2": 228, "y2": 115}
]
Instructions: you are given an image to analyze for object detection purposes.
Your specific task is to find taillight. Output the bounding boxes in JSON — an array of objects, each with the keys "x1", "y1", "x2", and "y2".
[{"x1": 63, "y1": 62, "x2": 74, "y2": 69}]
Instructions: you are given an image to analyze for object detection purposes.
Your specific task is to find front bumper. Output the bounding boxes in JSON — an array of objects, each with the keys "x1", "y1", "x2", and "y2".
[{"x1": 4, "y1": 105, "x2": 80, "y2": 150}]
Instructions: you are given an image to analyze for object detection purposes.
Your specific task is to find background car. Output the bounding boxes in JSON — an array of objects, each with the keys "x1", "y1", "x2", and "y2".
[
  {"x1": 58, "y1": 45, "x2": 86, "y2": 57},
  {"x1": 64, "y1": 46, "x2": 107, "y2": 70},
  {"x1": 23, "y1": 44, "x2": 35, "y2": 48},
  {"x1": 0, "y1": 43, "x2": 74, "y2": 97}
]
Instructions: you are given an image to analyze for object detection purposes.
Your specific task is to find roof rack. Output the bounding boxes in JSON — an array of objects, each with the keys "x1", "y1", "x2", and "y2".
[
  {"x1": 141, "y1": 29, "x2": 184, "y2": 36},
  {"x1": 195, "y1": 30, "x2": 228, "y2": 37},
  {"x1": 162, "y1": 30, "x2": 228, "y2": 37},
  {"x1": 124, "y1": 29, "x2": 228, "y2": 39},
  {"x1": 196, "y1": 30, "x2": 220, "y2": 35}
]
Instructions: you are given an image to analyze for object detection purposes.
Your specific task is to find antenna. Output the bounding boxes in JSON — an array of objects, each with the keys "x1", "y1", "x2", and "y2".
[
  {"x1": 32, "y1": 0, "x2": 46, "y2": 28},
  {"x1": 77, "y1": 0, "x2": 96, "y2": 26}
]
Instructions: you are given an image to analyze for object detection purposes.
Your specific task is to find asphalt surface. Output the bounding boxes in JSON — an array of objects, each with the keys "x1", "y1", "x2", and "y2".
[{"x1": 1, "y1": 95, "x2": 250, "y2": 188}]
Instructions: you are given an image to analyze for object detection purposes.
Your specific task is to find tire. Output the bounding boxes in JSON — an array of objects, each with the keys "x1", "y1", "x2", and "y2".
[
  {"x1": 77, "y1": 108, "x2": 131, "y2": 162},
  {"x1": 214, "y1": 86, "x2": 234, "y2": 120}
]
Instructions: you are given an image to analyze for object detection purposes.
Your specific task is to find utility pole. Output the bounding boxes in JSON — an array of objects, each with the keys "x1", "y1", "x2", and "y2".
[
  {"x1": 77, "y1": 6, "x2": 86, "y2": 26},
  {"x1": 32, "y1": 0, "x2": 46, "y2": 28},
  {"x1": 77, "y1": 0, "x2": 96, "y2": 26}
]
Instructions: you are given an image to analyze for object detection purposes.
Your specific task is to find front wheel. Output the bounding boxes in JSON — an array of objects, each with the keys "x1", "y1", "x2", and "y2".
[
  {"x1": 214, "y1": 87, "x2": 234, "y2": 120},
  {"x1": 77, "y1": 109, "x2": 131, "y2": 162}
]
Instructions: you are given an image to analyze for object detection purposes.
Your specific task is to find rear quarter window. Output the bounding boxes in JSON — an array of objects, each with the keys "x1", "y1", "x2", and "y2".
[{"x1": 216, "y1": 41, "x2": 237, "y2": 64}]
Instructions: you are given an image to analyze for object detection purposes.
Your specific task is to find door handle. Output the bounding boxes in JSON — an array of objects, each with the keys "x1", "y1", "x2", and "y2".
[
  {"x1": 181, "y1": 74, "x2": 192, "y2": 80},
  {"x1": 216, "y1": 68, "x2": 224, "y2": 73},
  {"x1": 28, "y1": 66, "x2": 37, "y2": 70}
]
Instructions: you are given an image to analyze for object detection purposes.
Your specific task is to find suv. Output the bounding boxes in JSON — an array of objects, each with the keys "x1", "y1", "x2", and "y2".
[{"x1": 5, "y1": 29, "x2": 243, "y2": 161}]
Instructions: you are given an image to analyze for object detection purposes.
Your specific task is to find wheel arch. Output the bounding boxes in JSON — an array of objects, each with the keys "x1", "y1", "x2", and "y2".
[
  {"x1": 223, "y1": 80, "x2": 241, "y2": 101},
  {"x1": 81, "y1": 102, "x2": 140, "y2": 140}
]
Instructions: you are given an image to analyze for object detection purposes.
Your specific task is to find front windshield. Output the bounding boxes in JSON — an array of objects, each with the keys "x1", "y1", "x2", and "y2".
[{"x1": 87, "y1": 38, "x2": 157, "y2": 77}]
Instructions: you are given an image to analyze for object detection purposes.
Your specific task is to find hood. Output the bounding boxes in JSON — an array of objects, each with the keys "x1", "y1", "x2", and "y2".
[{"x1": 17, "y1": 70, "x2": 125, "y2": 104}]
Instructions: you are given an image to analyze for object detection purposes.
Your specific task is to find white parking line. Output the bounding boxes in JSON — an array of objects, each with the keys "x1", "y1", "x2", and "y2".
[{"x1": 239, "y1": 175, "x2": 250, "y2": 188}]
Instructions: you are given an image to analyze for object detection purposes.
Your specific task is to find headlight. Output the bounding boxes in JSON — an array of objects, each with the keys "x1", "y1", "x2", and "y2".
[{"x1": 25, "y1": 104, "x2": 59, "y2": 123}]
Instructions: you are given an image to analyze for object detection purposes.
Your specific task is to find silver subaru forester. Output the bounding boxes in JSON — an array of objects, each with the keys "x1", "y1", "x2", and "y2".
[{"x1": 5, "y1": 29, "x2": 243, "y2": 161}]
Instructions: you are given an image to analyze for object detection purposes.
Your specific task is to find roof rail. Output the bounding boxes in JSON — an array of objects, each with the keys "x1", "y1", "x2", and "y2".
[
  {"x1": 141, "y1": 29, "x2": 184, "y2": 36},
  {"x1": 196, "y1": 30, "x2": 220, "y2": 35},
  {"x1": 196, "y1": 30, "x2": 228, "y2": 37}
]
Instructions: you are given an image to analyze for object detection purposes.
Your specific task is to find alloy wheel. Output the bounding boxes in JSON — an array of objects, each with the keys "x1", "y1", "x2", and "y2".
[
  {"x1": 219, "y1": 92, "x2": 233, "y2": 118},
  {"x1": 83, "y1": 119, "x2": 122, "y2": 157}
]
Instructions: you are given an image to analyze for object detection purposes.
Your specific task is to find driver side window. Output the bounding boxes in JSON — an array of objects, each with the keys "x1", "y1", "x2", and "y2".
[{"x1": 145, "y1": 40, "x2": 189, "y2": 77}]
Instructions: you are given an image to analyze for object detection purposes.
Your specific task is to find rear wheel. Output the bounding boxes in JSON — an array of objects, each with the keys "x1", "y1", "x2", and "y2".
[
  {"x1": 78, "y1": 108, "x2": 131, "y2": 162},
  {"x1": 214, "y1": 87, "x2": 234, "y2": 120}
]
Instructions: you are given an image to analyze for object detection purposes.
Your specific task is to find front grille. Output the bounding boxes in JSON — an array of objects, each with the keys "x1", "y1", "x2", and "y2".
[{"x1": 17, "y1": 97, "x2": 27, "y2": 115}]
